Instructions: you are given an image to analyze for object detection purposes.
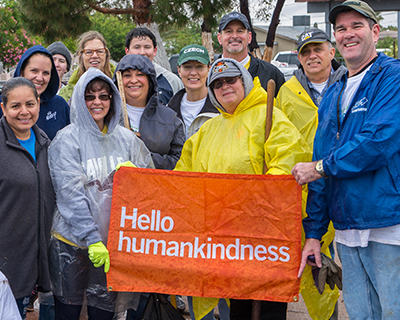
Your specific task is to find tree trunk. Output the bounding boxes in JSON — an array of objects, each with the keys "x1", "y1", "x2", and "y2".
[
  {"x1": 263, "y1": 0, "x2": 286, "y2": 62},
  {"x1": 201, "y1": 20, "x2": 215, "y2": 63},
  {"x1": 240, "y1": 0, "x2": 260, "y2": 55}
]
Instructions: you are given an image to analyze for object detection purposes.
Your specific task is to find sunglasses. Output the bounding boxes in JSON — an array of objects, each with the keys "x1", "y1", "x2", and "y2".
[
  {"x1": 84, "y1": 94, "x2": 112, "y2": 101},
  {"x1": 82, "y1": 48, "x2": 107, "y2": 57},
  {"x1": 211, "y1": 76, "x2": 241, "y2": 90}
]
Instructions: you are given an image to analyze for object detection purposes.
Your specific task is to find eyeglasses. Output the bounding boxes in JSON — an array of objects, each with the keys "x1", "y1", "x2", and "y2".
[
  {"x1": 82, "y1": 48, "x2": 107, "y2": 57},
  {"x1": 211, "y1": 76, "x2": 241, "y2": 90},
  {"x1": 84, "y1": 94, "x2": 112, "y2": 101}
]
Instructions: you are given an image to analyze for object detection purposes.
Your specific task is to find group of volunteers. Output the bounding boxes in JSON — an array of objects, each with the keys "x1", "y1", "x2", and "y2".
[{"x1": 1, "y1": 1, "x2": 399, "y2": 320}]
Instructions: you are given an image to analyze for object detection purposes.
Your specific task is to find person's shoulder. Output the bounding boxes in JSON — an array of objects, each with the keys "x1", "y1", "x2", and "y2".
[{"x1": 250, "y1": 55, "x2": 279, "y2": 71}]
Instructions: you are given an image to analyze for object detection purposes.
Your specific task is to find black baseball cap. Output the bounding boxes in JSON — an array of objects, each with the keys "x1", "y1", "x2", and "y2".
[
  {"x1": 297, "y1": 29, "x2": 331, "y2": 53},
  {"x1": 219, "y1": 12, "x2": 251, "y2": 32}
]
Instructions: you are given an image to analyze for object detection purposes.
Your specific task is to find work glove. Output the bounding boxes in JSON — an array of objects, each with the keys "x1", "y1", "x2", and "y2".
[
  {"x1": 311, "y1": 252, "x2": 342, "y2": 294},
  {"x1": 88, "y1": 241, "x2": 110, "y2": 273},
  {"x1": 116, "y1": 161, "x2": 137, "y2": 171}
]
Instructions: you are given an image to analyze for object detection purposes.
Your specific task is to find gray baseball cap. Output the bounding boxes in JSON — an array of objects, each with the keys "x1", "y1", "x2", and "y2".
[{"x1": 219, "y1": 12, "x2": 251, "y2": 32}]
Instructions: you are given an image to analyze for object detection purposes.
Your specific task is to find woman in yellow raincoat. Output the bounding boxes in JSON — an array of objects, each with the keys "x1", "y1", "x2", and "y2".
[{"x1": 175, "y1": 58, "x2": 310, "y2": 320}]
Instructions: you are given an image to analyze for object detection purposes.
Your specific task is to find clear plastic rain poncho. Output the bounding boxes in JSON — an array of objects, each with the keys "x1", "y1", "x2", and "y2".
[{"x1": 48, "y1": 67, "x2": 153, "y2": 311}]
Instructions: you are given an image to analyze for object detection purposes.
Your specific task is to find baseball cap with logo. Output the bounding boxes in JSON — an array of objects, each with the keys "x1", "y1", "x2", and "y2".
[
  {"x1": 177, "y1": 44, "x2": 210, "y2": 66},
  {"x1": 219, "y1": 12, "x2": 251, "y2": 32},
  {"x1": 297, "y1": 28, "x2": 331, "y2": 53},
  {"x1": 209, "y1": 59, "x2": 242, "y2": 86},
  {"x1": 329, "y1": 0, "x2": 378, "y2": 24}
]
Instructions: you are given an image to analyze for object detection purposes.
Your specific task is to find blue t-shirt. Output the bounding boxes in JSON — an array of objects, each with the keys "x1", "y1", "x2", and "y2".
[{"x1": 18, "y1": 128, "x2": 36, "y2": 162}]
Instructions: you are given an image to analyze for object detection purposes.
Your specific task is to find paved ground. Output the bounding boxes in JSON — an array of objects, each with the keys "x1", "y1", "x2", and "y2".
[{"x1": 26, "y1": 293, "x2": 349, "y2": 320}]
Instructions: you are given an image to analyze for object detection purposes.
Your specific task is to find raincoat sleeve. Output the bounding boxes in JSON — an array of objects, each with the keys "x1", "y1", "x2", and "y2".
[
  {"x1": 323, "y1": 68, "x2": 400, "y2": 179},
  {"x1": 151, "y1": 116, "x2": 185, "y2": 170},
  {"x1": 265, "y1": 107, "x2": 312, "y2": 175},
  {"x1": 48, "y1": 134, "x2": 103, "y2": 246}
]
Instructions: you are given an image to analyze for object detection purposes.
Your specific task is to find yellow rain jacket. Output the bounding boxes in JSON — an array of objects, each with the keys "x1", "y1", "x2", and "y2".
[
  {"x1": 175, "y1": 78, "x2": 311, "y2": 319},
  {"x1": 175, "y1": 78, "x2": 310, "y2": 175},
  {"x1": 276, "y1": 75, "x2": 339, "y2": 320}
]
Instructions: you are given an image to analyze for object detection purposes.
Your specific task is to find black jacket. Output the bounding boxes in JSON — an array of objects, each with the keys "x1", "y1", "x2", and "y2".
[
  {"x1": 0, "y1": 117, "x2": 55, "y2": 298},
  {"x1": 114, "y1": 55, "x2": 185, "y2": 170},
  {"x1": 247, "y1": 54, "x2": 285, "y2": 97}
]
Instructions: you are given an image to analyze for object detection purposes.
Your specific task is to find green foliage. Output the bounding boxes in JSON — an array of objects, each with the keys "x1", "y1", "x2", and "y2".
[
  {"x1": 0, "y1": 4, "x2": 42, "y2": 69},
  {"x1": 89, "y1": 12, "x2": 134, "y2": 61},
  {"x1": 152, "y1": 0, "x2": 233, "y2": 32},
  {"x1": 160, "y1": 22, "x2": 221, "y2": 56},
  {"x1": 17, "y1": 0, "x2": 91, "y2": 43}
]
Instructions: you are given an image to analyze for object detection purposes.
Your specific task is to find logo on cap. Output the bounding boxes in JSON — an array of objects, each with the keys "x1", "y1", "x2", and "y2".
[
  {"x1": 214, "y1": 61, "x2": 228, "y2": 73},
  {"x1": 301, "y1": 32, "x2": 314, "y2": 42}
]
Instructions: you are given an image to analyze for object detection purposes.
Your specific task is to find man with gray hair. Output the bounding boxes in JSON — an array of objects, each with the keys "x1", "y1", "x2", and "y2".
[
  {"x1": 276, "y1": 27, "x2": 346, "y2": 320},
  {"x1": 293, "y1": 1, "x2": 400, "y2": 318}
]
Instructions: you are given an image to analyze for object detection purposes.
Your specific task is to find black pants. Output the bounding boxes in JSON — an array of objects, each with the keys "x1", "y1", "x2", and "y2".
[
  {"x1": 229, "y1": 299, "x2": 287, "y2": 320},
  {"x1": 54, "y1": 296, "x2": 114, "y2": 320}
]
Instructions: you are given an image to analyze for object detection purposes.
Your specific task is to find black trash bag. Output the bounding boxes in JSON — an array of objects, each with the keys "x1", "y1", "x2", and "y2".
[{"x1": 142, "y1": 293, "x2": 186, "y2": 320}]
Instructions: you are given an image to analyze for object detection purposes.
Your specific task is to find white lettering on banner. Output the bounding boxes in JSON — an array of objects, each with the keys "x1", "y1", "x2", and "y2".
[
  {"x1": 120, "y1": 207, "x2": 173, "y2": 232},
  {"x1": 118, "y1": 232, "x2": 291, "y2": 262},
  {"x1": 118, "y1": 207, "x2": 292, "y2": 262}
]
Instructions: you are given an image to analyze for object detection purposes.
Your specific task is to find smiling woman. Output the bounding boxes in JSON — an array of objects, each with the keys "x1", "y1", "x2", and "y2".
[
  {"x1": 0, "y1": 77, "x2": 55, "y2": 319},
  {"x1": 47, "y1": 68, "x2": 154, "y2": 318},
  {"x1": 113, "y1": 54, "x2": 185, "y2": 170}
]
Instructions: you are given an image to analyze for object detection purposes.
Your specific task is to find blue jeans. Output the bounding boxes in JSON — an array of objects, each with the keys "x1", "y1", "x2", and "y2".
[
  {"x1": 337, "y1": 241, "x2": 400, "y2": 319},
  {"x1": 16, "y1": 296, "x2": 30, "y2": 319},
  {"x1": 187, "y1": 297, "x2": 230, "y2": 320}
]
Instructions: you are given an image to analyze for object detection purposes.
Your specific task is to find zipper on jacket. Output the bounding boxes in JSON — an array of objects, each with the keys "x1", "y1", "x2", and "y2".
[{"x1": 336, "y1": 78, "x2": 347, "y2": 140}]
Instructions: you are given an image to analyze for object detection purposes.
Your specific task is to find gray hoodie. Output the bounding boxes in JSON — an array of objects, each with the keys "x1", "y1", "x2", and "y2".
[{"x1": 49, "y1": 67, "x2": 153, "y2": 248}]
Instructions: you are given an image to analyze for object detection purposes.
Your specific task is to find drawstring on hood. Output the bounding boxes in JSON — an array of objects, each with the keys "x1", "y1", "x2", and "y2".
[
  {"x1": 70, "y1": 67, "x2": 122, "y2": 135},
  {"x1": 207, "y1": 58, "x2": 254, "y2": 113}
]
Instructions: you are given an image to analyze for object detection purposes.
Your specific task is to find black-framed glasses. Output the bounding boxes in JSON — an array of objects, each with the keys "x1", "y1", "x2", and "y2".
[
  {"x1": 211, "y1": 76, "x2": 241, "y2": 90},
  {"x1": 82, "y1": 48, "x2": 107, "y2": 57},
  {"x1": 84, "y1": 94, "x2": 112, "y2": 101}
]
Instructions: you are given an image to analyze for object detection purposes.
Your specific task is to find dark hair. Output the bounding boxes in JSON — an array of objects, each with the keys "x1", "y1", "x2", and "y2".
[
  {"x1": 121, "y1": 68, "x2": 155, "y2": 105},
  {"x1": 85, "y1": 78, "x2": 114, "y2": 124},
  {"x1": 125, "y1": 28, "x2": 157, "y2": 49},
  {"x1": 77, "y1": 31, "x2": 112, "y2": 78},
  {"x1": 333, "y1": 10, "x2": 376, "y2": 30},
  {"x1": 20, "y1": 51, "x2": 53, "y2": 77},
  {"x1": 1, "y1": 77, "x2": 38, "y2": 106}
]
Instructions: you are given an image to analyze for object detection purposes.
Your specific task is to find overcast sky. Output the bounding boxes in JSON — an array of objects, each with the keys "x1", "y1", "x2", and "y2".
[{"x1": 254, "y1": 0, "x2": 398, "y2": 30}]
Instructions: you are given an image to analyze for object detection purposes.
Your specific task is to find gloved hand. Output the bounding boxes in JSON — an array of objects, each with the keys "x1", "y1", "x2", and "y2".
[
  {"x1": 312, "y1": 252, "x2": 342, "y2": 294},
  {"x1": 88, "y1": 241, "x2": 110, "y2": 273},
  {"x1": 116, "y1": 161, "x2": 137, "y2": 171}
]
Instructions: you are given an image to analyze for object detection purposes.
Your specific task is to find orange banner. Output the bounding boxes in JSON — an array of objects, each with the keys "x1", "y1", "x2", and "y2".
[{"x1": 107, "y1": 168, "x2": 302, "y2": 302}]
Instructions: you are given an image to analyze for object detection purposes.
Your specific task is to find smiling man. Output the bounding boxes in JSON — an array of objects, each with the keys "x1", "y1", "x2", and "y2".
[
  {"x1": 217, "y1": 12, "x2": 285, "y2": 97},
  {"x1": 292, "y1": 2, "x2": 400, "y2": 319},
  {"x1": 276, "y1": 29, "x2": 346, "y2": 148},
  {"x1": 275, "y1": 29, "x2": 346, "y2": 320}
]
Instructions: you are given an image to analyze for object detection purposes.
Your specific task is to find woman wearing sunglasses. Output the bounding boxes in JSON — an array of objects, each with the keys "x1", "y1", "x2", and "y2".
[
  {"x1": 48, "y1": 67, "x2": 153, "y2": 319},
  {"x1": 113, "y1": 54, "x2": 185, "y2": 170},
  {"x1": 59, "y1": 31, "x2": 116, "y2": 104},
  {"x1": 175, "y1": 58, "x2": 310, "y2": 320}
]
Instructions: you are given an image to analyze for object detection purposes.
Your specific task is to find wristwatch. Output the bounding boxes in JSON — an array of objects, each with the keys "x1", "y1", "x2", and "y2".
[{"x1": 315, "y1": 160, "x2": 327, "y2": 178}]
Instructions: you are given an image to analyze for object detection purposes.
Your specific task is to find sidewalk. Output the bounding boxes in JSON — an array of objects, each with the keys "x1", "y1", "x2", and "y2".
[{"x1": 26, "y1": 292, "x2": 349, "y2": 320}]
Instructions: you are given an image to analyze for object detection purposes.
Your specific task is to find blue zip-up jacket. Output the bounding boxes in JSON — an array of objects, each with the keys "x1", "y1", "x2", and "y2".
[
  {"x1": 304, "y1": 53, "x2": 400, "y2": 240},
  {"x1": 0, "y1": 45, "x2": 70, "y2": 140}
]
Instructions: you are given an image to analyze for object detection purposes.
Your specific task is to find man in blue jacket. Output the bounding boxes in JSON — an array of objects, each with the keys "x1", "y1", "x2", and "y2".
[{"x1": 292, "y1": 1, "x2": 400, "y2": 319}]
